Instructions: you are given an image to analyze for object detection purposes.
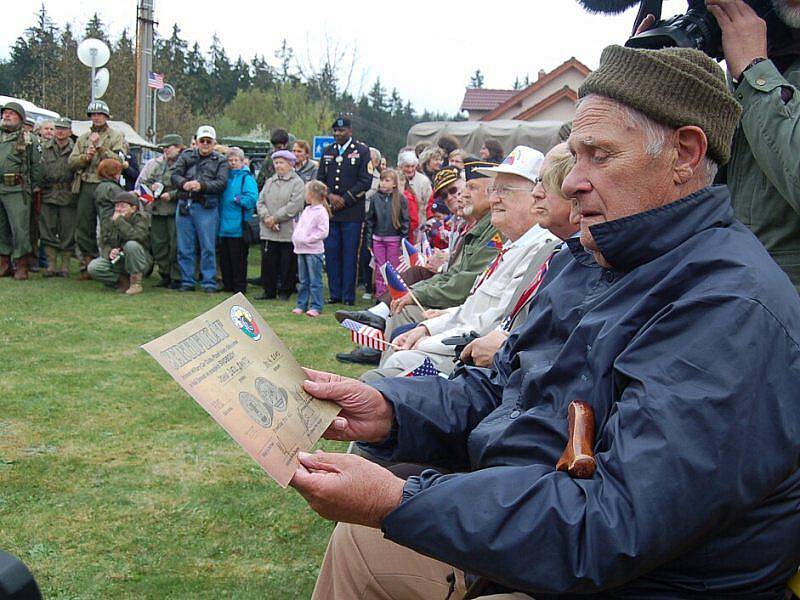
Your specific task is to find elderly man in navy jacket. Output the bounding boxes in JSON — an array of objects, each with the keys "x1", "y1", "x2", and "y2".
[{"x1": 291, "y1": 45, "x2": 800, "y2": 599}]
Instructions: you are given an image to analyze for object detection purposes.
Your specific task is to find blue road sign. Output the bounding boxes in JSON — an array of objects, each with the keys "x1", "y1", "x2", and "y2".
[{"x1": 312, "y1": 135, "x2": 334, "y2": 160}]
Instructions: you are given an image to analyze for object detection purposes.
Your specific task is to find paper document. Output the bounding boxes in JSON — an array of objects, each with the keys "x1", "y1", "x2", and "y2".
[{"x1": 142, "y1": 293, "x2": 340, "y2": 487}]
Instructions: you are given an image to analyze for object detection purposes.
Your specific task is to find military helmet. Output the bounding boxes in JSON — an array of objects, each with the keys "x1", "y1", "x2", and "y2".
[
  {"x1": 54, "y1": 117, "x2": 72, "y2": 130},
  {"x1": 2, "y1": 101, "x2": 26, "y2": 122},
  {"x1": 86, "y1": 100, "x2": 110, "y2": 117}
]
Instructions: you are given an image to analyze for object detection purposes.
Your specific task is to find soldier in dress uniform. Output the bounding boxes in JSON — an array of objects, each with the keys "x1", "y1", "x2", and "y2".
[
  {"x1": 316, "y1": 116, "x2": 372, "y2": 305},
  {"x1": 39, "y1": 117, "x2": 77, "y2": 277},
  {"x1": 68, "y1": 100, "x2": 125, "y2": 279},
  {"x1": 0, "y1": 102, "x2": 43, "y2": 280}
]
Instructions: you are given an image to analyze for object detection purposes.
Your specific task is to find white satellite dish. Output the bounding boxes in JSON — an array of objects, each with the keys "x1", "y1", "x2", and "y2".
[
  {"x1": 93, "y1": 68, "x2": 110, "y2": 99},
  {"x1": 157, "y1": 83, "x2": 175, "y2": 103},
  {"x1": 77, "y1": 38, "x2": 110, "y2": 68}
]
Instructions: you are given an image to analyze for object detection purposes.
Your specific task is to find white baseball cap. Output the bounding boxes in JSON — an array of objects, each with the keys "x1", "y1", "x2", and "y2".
[
  {"x1": 195, "y1": 125, "x2": 217, "y2": 140},
  {"x1": 474, "y1": 145, "x2": 545, "y2": 184}
]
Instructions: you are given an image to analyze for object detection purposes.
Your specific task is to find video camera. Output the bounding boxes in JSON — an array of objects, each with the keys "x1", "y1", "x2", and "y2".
[{"x1": 577, "y1": 0, "x2": 794, "y2": 59}]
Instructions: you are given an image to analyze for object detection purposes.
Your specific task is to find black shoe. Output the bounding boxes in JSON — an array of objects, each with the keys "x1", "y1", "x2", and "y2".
[
  {"x1": 278, "y1": 293, "x2": 291, "y2": 301},
  {"x1": 154, "y1": 277, "x2": 171, "y2": 288},
  {"x1": 342, "y1": 300, "x2": 355, "y2": 306},
  {"x1": 335, "y1": 347, "x2": 381, "y2": 365},
  {"x1": 178, "y1": 286, "x2": 196, "y2": 292},
  {"x1": 254, "y1": 292, "x2": 276, "y2": 300},
  {"x1": 204, "y1": 287, "x2": 219, "y2": 294},
  {"x1": 169, "y1": 281, "x2": 182, "y2": 290},
  {"x1": 334, "y1": 309, "x2": 386, "y2": 331},
  {"x1": 247, "y1": 277, "x2": 262, "y2": 286},
  {"x1": 326, "y1": 298, "x2": 342, "y2": 304}
]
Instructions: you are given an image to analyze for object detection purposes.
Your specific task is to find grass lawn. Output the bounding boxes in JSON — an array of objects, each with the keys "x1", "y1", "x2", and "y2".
[{"x1": 0, "y1": 259, "x2": 371, "y2": 599}]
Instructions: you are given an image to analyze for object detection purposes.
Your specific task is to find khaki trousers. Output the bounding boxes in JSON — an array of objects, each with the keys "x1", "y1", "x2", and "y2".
[
  {"x1": 0, "y1": 191, "x2": 31, "y2": 258},
  {"x1": 39, "y1": 203, "x2": 77, "y2": 251},
  {"x1": 312, "y1": 522, "x2": 532, "y2": 600}
]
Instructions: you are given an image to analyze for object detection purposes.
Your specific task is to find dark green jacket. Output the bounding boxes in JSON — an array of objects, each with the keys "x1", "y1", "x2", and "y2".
[
  {"x1": 99, "y1": 211, "x2": 151, "y2": 259},
  {"x1": 94, "y1": 180, "x2": 125, "y2": 223},
  {"x1": 728, "y1": 56, "x2": 800, "y2": 289},
  {"x1": 142, "y1": 155, "x2": 180, "y2": 216},
  {"x1": 0, "y1": 128, "x2": 43, "y2": 197},
  {"x1": 41, "y1": 138, "x2": 76, "y2": 206},
  {"x1": 411, "y1": 211, "x2": 499, "y2": 309}
]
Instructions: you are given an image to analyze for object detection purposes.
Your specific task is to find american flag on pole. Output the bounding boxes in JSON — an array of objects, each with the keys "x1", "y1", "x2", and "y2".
[
  {"x1": 403, "y1": 356, "x2": 440, "y2": 378},
  {"x1": 340, "y1": 319, "x2": 387, "y2": 351},
  {"x1": 147, "y1": 72, "x2": 165, "y2": 90},
  {"x1": 399, "y1": 238, "x2": 424, "y2": 272}
]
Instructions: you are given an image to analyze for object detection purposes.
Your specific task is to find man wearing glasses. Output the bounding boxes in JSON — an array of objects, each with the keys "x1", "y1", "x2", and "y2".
[{"x1": 171, "y1": 125, "x2": 229, "y2": 293}]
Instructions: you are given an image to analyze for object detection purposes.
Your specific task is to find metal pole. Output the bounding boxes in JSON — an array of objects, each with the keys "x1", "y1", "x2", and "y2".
[
  {"x1": 90, "y1": 49, "x2": 97, "y2": 102},
  {"x1": 152, "y1": 89, "x2": 157, "y2": 143},
  {"x1": 134, "y1": 0, "x2": 156, "y2": 139}
]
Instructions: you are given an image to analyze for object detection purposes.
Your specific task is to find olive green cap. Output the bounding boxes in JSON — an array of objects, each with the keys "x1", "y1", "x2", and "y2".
[
  {"x1": 158, "y1": 134, "x2": 184, "y2": 148},
  {"x1": 114, "y1": 191, "x2": 139, "y2": 206},
  {"x1": 2, "y1": 102, "x2": 26, "y2": 121},
  {"x1": 54, "y1": 117, "x2": 72, "y2": 130},
  {"x1": 578, "y1": 45, "x2": 741, "y2": 165}
]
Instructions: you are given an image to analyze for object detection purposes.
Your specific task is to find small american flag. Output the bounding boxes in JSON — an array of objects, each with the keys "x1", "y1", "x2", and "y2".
[
  {"x1": 147, "y1": 72, "x2": 165, "y2": 90},
  {"x1": 404, "y1": 356, "x2": 440, "y2": 378},
  {"x1": 340, "y1": 319, "x2": 387, "y2": 351}
]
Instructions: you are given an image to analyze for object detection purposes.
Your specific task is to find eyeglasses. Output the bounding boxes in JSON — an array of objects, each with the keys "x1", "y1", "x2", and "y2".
[
  {"x1": 487, "y1": 184, "x2": 534, "y2": 198},
  {"x1": 444, "y1": 186, "x2": 460, "y2": 197},
  {"x1": 197, "y1": 138, "x2": 214, "y2": 144}
]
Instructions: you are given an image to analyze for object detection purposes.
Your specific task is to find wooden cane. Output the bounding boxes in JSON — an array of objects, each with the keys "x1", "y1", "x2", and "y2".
[{"x1": 556, "y1": 400, "x2": 597, "y2": 479}]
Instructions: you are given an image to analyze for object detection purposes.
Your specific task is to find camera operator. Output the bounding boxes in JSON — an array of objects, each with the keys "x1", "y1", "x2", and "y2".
[{"x1": 638, "y1": 0, "x2": 799, "y2": 288}]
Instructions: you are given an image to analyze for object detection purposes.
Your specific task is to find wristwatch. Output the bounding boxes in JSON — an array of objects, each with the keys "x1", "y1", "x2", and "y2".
[{"x1": 732, "y1": 57, "x2": 768, "y2": 85}]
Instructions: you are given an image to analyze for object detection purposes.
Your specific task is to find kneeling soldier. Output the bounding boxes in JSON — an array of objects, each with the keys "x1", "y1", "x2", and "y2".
[{"x1": 88, "y1": 191, "x2": 152, "y2": 295}]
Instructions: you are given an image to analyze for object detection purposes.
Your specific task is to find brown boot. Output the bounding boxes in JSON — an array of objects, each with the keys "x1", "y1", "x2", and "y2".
[
  {"x1": 59, "y1": 252, "x2": 71, "y2": 277},
  {"x1": 43, "y1": 246, "x2": 58, "y2": 277},
  {"x1": 0, "y1": 255, "x2": 13, "y2": 277},
  {"x1": 13, "y1": 255, "x2": 29, "y2": 280},
  {"x1": 125, "y1": 273, "x2": 143, "y2": 295},
  {"x1": 77, "y1": 256, "x2": 93, "y2": 281},
  {"x1": 116, "y1": 274, "x2": 131, "y2": 292}
]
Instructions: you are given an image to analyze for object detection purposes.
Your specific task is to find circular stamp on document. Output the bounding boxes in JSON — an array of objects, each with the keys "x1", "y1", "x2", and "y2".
[
  {"x1": 255, "y1": 377, "x2": 288, "y2": 412},
  {"x1": 229, "y1": 305, "x2": 261, "y2": 341},
  {"x1": 239, "y1": 391, "x2": 273, "y2": 428}
]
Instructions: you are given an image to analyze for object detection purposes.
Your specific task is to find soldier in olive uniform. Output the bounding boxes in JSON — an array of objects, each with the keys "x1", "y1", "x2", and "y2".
[
  {"x1": 141, "y1": 133, "x2": 184, "y2": 288},
  {"x1": 68, "y1": 100, "x2": 125, "y2": 278},
  {"x1": 0, "y1": 102, "x2": 43, "y2": 280},
  {"x1": 39, "y1": 117, "x2": 77, "y2": 277},
  {"x1": 88, "y1": 191, "x2": 152, "y2": 295}
]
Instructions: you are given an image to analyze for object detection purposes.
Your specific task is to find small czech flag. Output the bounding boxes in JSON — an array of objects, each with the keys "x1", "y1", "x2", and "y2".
[
  {"x1": 399, "y1": 238, "x2": 423, "y2": 272},
  {"x1": 137, "y1": 183, "x2": 155, "y2": 204},
  {"x1": 380, "y1": 262, "x2": 410, "y2": 300}
]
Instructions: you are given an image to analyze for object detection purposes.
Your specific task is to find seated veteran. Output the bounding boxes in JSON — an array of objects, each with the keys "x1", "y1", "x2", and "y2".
[
  {"x1": 88, "y1": 191, "x2": 152, "y2": 295},
  {"x1": 290, "y1": 45, "x2": 800, "y2": 599},
  {"x1": 461, "y1": 143, "x2": 579, "y2": 368},
  {"x1": 364, "y1": 145, "x2": 552, "y2": 378}
]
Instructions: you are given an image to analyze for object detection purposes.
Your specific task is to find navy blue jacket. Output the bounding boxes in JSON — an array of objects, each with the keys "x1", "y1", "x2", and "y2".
[
  {"x1": 367, "y1": 186, "x2": 800, "y2": 598},
  {"x1": 316, "y1": 138, "x2": 372, "y2": 223}
]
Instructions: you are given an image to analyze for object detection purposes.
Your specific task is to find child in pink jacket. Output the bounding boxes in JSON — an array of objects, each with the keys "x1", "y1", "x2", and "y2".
[{"x1": 291, "y1": 181, "x2": 330, "y2": 316}]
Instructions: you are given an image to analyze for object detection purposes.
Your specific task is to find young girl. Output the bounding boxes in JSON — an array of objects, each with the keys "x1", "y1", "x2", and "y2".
[
  {"x1": 291, "y1": 180, "x2": 330, "y2": 317},
  {"x1": 366, "y1": 169, "x2": 410, "y2": 297}
]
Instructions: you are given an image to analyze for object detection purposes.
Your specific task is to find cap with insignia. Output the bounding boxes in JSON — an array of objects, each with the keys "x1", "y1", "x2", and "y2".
[
  {"x1": 158, "y1": 133, "x2": 184, "y2": 148},
  {"x1": 463, "y1": 157, "x2": 497, "y2": 181},
  {"x1": 432, "y1": 166, "x2": 460, "y2": 197},
  {"x1": 54, "y1": 117, "x2": 72, "y2": 130},
  {"x1": 24, "y1": 116, "x2": 35, "y2": 127},
  {"x1": 331, "y1": 116, "x2": 351, "y2": 129},
  {"x1": 474, "y1": 146, "x2": 544, "y2": 184}
]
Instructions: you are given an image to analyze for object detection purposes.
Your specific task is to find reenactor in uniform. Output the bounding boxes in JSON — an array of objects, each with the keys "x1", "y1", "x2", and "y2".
[
  {"x1": 87, "y1": 191, "x2": 152, "y2": 295},
  {"x1": 39, "y1": 117, "x2": 77, "y2": 277},
  {"x1": 316, "y1": 116, "x2": 372, "y2": 305},
  {"x1": 68, "y1": 100, "x2": 125, "y2": 279},
  {"x1": 0, "y1": 102, "x2": 43, "y2": 280},
  {"x1": 141, "y1": 133, "x2": 184, "y2": 288}
]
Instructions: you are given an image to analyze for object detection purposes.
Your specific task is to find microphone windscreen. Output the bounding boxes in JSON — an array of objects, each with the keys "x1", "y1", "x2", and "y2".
[{"x1": 575, "y1": 0, "x2": 641, "y2": 13}]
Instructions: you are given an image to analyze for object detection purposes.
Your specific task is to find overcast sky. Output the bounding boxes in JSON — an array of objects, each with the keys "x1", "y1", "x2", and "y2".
[{"x1": 5, "y1": 0, "x2": 687, "y2": 115}]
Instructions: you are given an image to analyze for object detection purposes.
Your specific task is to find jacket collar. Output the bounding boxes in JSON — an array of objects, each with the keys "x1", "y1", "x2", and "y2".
[
  {"x1": 467, "y1": 211, "x2": 494, "y2": 239},
  {"x1": 579, "y1": 185, "x2": 734, "y2": 271}
]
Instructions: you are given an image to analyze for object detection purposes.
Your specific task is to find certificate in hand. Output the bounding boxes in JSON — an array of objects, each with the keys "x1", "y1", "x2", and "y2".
[{"x1": 141, "y1": 293, "x2": 340, "y2": 487}]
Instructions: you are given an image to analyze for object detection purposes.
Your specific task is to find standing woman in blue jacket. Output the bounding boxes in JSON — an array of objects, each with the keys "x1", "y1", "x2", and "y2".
[{"x1": 218, "y1": 146, "x2": 258, "y2": 293}]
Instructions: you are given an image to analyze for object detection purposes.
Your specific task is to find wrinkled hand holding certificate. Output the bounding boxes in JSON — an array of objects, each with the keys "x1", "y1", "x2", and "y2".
[{"x1": 142, "y1": 293, "x2": 340, "y2": 487}]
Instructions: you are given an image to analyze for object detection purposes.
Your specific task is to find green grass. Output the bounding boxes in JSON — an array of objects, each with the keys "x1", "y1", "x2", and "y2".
[{"x1": 0, "y1": 260, "x2": 370, "y2": 599}]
